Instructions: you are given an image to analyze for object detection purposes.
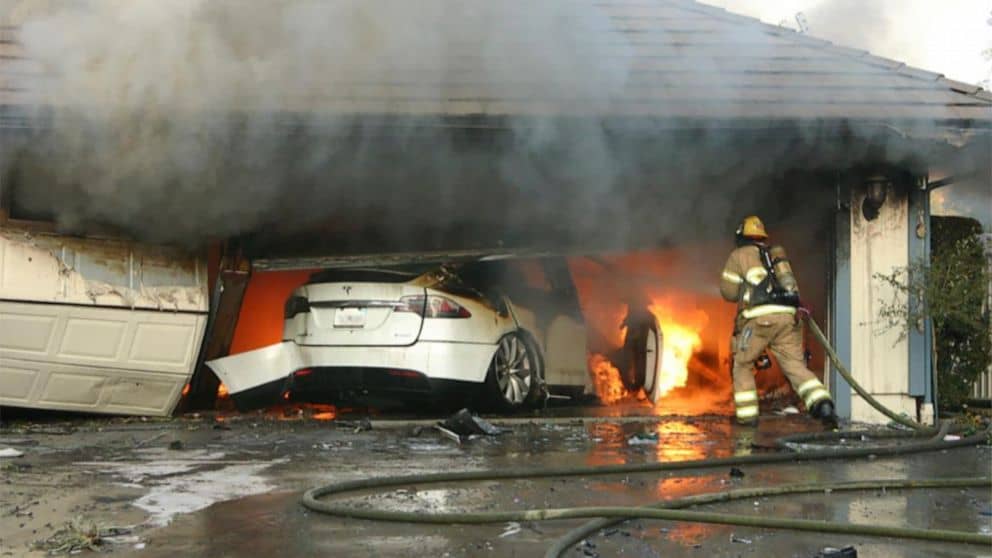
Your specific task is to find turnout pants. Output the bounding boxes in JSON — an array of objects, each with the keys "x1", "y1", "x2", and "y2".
[{"x1": 732, "y1": 312, "x2": 831, "y2": 423}]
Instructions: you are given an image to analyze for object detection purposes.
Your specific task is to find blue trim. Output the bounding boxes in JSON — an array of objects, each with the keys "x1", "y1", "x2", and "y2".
[
  {"x1": 831, "y1": 189, "x2": 852, "y2": 418},
  {"x1": 907, "y1": 182, "x2": 931, "y2": 399}
]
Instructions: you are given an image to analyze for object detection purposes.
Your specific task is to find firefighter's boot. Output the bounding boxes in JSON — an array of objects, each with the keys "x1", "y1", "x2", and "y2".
[{"x1": 811, "y1": 399, "x2": 838, "y2": 429}]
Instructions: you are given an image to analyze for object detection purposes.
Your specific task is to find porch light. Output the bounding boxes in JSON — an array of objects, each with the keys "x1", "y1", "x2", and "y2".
[{"x1": 862, "y1": 175, "x2": 890, "y2": 221}]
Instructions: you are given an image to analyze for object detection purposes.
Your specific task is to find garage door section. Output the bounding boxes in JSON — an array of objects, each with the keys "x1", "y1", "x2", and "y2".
[{"x1": 0, "y1": 231, "x2": 208, "y2": 416}]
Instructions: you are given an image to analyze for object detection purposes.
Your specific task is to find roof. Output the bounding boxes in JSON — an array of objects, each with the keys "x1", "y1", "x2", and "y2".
[{"x1": 1, "y1": 0, "x2": 990, "y2": 129}]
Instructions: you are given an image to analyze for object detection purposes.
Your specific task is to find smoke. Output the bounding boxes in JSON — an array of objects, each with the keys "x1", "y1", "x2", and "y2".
[
  {"x1": 803, "y1": 0, "x2": 895, "y2": 57},
  {"x1": 3, "y1": 0, "x2": 643, "y2": 245},
  {"x1": 0, "y1": 0, "x2": 979, "y2": 252}
]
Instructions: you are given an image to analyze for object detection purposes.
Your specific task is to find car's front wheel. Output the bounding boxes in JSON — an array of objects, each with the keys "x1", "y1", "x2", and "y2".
[{"x1": 484, "y1": 332, "x2": 539, "y2": 411}]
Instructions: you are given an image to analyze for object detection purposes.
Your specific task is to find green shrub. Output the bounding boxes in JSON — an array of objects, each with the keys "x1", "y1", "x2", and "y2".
[{"x1": 876, "y1": 216, "x2": 991, "y2": 410}]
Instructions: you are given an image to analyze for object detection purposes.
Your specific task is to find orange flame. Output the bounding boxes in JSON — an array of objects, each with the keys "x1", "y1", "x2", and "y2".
[
  {"x1": 586, "y1": 303, "x2": 707, "y2": 406},
  {"x1": 570, "y1": 252, "x2": 736, "y2": 415},
  {"x1": 311, "y1": 405, "x2": 337, "y2": 420},
  {"x1": 648, "y1": 301, "x2": 705, "y2": 398},
  {"x1": 589, "y1": 353, "x2": 629, "y2": 405},
  {"x1": 264, "y1": 403, "x2": 337, "y2": 421},
  {"x1": 217, "y1": 383, "x2": 230, "y2": 398}
]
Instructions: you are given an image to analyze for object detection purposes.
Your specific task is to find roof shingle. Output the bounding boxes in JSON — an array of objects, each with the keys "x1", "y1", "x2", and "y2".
[{"x1": 0, "y1": 0, "x2": 989, "y2": 128}]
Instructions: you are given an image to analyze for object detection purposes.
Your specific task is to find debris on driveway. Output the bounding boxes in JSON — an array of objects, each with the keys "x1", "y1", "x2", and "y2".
[
  {"x1": 0, "y1": 447, "x2": 24, "y2": 458},
  {"x1": 817, "y1": 546, "x2": 858, "y2": 557},
  {"x1": 627, "y1": 431, "x2": 659, "y2": 445},
  {"x1": 498, "y1": 521, "x2": 522, "y2": 538},
  {"x1": 33, "y1": 519, "x2": 135, "y2": 555},
  {"x1": 774, "y1": 406, "x2": 801, "y2": 415},
  {"x1": 436, "y1": 409, "x2": 505, "y2": 443}
]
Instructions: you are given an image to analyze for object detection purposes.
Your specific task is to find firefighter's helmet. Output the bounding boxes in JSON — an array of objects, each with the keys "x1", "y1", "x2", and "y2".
[{"x1": 736, "y1": 215, "x2": 768, "y2": 240}]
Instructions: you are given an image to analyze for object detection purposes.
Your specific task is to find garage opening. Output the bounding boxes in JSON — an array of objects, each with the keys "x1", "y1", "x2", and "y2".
[{"x1": 201, "y1": 221, "x2": 830, "y2": 418}]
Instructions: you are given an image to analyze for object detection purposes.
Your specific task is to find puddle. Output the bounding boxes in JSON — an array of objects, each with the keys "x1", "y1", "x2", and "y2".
[{"x1": 78, "y1": 448, "x2": 287, "y2": 526}]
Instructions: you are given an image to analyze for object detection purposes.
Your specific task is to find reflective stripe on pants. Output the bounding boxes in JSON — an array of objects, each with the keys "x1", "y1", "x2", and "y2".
[
  {"x1": 735, "y1": 390, "x2": 759, "y2": 421},
  {"x1": 797, "y1": 378, "x2": 830, "y2": 409}
]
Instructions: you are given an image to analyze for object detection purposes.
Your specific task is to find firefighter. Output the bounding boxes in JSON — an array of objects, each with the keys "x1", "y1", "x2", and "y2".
[{"x1": 720, "y1": 216, "x2": 837, "y2": 426}]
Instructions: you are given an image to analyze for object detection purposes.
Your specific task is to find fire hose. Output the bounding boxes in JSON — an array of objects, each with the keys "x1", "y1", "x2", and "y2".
[{"x1": 302, "y1": 316, "x2": 992, "y2": 552}]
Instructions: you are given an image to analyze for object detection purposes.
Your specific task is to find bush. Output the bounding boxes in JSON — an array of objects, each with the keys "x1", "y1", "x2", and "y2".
[{"x1": 875, "y1": 216, "x2": 991, "y2": 410}]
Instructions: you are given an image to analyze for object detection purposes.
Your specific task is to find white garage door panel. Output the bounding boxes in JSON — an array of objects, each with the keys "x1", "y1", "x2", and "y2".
[
  {"x1": 41, "y1": 372, "x2": 107, "y2": 405},
  {"x1": 106, "y1": 377, "x2": 179, "y2": 411},
  {"x1": 0, "y1": 311, "x2": 56, "y2": 354},
  {"x1": 0, "y1": 301, "x2": 205, "y2": 374},
  {"x1": 128, "y1": 322, "x2": 197, "y2": 367},
  {"x1": 0, "y1": 301, "x2": 206, "y2": 416},
  {"x1": 0, "y1": 365, "x2": 39, "y2": 399},
  {"x1": 0, "y1": 359, "x2": 187, "y2": 415},
  {"x1": 60, "y1": 317, "x2": 128, "y2": 360}
]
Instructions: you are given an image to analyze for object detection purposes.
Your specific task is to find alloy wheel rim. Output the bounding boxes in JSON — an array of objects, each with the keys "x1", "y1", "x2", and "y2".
[
  {"x1": 643, "y1": 326, "x2": 657, "y2": 393},
  {"x1": 495, "y1": 335, "x2": 532, "y2": 405}
]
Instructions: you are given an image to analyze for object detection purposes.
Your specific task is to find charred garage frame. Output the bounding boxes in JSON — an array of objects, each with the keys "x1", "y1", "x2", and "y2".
[{"x1": 0, "y1": 1, "x2": 990, "y2": 423}]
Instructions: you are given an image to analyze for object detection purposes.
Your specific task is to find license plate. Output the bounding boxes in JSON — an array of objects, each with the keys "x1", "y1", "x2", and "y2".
[{"x1": 333, "y1": 307, "x2": 366, "y2": 328}]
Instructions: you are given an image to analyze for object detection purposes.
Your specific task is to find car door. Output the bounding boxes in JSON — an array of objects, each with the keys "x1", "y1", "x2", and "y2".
[{"x1": 535, "y1": 259, "x2": 589, "y2": 389}]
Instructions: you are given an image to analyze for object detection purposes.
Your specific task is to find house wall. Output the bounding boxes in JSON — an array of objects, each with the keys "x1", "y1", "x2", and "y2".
[{"x1": 845, "y1": 183, "x2": 920, "y2": 423}]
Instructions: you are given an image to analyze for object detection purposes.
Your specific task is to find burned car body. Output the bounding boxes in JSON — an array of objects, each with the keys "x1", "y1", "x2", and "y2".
[{"x1": 207, "y1": 258, "x2": 665, "y2": 411}]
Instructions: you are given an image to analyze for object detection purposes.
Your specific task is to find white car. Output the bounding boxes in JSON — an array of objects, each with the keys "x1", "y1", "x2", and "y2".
[{"x1": 207, "y1": 258, "x2": 666, "y2": 411}]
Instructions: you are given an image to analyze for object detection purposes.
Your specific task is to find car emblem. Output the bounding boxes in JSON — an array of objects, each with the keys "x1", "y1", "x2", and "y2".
[{"x1": 342, "y1": 286, "x2": 352, "y2": 295}]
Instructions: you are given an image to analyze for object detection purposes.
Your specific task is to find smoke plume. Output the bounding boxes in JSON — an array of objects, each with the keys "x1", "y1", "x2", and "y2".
[{"x1": 0, "y1": 0, "x2": 979, "y2": 253}]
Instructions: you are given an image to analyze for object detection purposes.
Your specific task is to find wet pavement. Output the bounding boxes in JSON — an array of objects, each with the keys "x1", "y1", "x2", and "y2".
[{"x1": 1, "y1": 407, "x2": 990, "y2": 557}]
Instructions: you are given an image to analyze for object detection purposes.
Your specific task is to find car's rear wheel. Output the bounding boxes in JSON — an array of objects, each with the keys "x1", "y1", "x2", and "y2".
[{"x1": 484, "y1": 332, "x2": 538, "y2": 410}]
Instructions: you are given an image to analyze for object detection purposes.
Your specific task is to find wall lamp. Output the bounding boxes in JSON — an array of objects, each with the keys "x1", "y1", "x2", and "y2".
[{"x1": 862, "y1": 175, "x2": 890, "y2": 221}]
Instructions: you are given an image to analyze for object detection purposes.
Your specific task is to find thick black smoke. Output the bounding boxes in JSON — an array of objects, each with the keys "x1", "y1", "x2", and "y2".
[{"x1": 0, "y1": 0, "x2": 981, "y2": 253}]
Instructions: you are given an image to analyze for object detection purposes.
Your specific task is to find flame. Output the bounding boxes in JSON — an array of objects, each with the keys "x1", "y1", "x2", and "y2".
[
  {"x1": 585, "y1": 303, "x2": 707, "y2": 406},
  {"x1": 217, "y1": 383, "x2": 230, "y2": 398},
  {"x1": 588, "y1": 353, "x2": 629, "y2": 404},
  {"x1": 213, "y1": 403, "x2": 339, "y2": 422},
  {"x1": 648, "y1": 302, "x2": 704, "y2": 398},
  {"x1": 311, "y1": 405, "x2": 337, "y2": 420},
  {"x1": 181, "y1": 383, "x2": 191, "y2": 397},
  {"x1": 264, "y1": 403, "x2": 337, "y2": 421},
  {"x1": 570, "y1": 252, "x2": 737, "y2": 415}
]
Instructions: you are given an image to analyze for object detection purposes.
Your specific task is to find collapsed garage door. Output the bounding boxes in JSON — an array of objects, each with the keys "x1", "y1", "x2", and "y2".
[{"x1": 0, "y1": 229, "x2": 208, "y2": 416}]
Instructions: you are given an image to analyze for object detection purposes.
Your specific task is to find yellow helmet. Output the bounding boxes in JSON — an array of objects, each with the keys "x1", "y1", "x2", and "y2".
[{"x1": 736, "y1": 215, "x2": 768, "y2": 240}]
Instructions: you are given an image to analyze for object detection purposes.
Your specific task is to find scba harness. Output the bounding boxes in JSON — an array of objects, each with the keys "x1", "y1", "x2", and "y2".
[{"x1": 742, "y1": 244, "x2": 800, "y2": 310}]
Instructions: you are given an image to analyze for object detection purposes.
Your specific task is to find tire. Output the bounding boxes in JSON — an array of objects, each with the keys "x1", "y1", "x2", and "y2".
[
  {"x1": 622, "y1": 318, "x2": 658, "y2": 392},
  {"x1": 640, "y1": 322, "x2": 660, "y2": 395},
  {"x1": 483, "y1": 332, "x2": 540, "y2": 411}
]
